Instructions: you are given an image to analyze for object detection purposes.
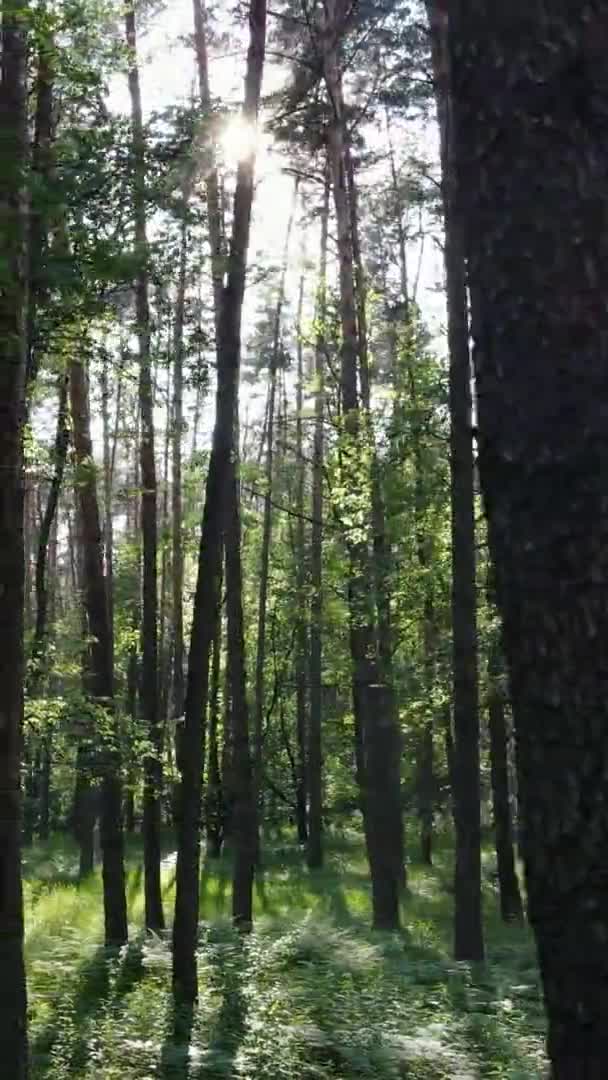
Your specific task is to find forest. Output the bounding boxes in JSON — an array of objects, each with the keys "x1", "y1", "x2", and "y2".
[{"x1": 0, "y1": 1, "x2": 605, "y2": 1078}]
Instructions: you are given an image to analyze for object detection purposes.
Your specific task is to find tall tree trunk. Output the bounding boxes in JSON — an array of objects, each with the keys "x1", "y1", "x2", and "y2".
[
  {"x1": 487, "y1": 648, "x2": 523, "y2": 924},
  {"x1": 206, "y1": 596, "x2": 223, "y2": 859},
  {"x1": 322, "y1": 0, "x2": 402, "y2": 929},
  {"x1": 192, "y1": 0, "x2": 223, "y2": 338},
  {"x1": 253, "y1": 180, "x2": 298, "y2": 835},
  {"x1": 294, "y1": 264, "x2": 308, "y2": 847},
  {"x1": 172, "y1": 218, "x2": 187, "y2": 722},
  {"x1": 225, "y1": 461, "x2": 257, "y2": 928},
  {"x1": 408, "y1": 363, "x2": 436, "y2": 866},
  {"x1": 173, "y1": 0, "x2": 267, "y2": 1002},
  {"x1": 32, "y1": 374, "x2": 69, "y2": 678},
  {"x1": 345, "y1": 141, "x2": 405, "y2": 890},
  {"x1": 446, "y1": 4, "x2": 608, "y2": 1069},
  {"x1": 221, "y1": 615, "x2": 234, "y2": 842},
  {"x1": 426, "y1": 0, "x2": 483, "y2": 963},
  {"x1": 0, "y1": 3, "x2": 29, "y2": 1069},
  {"x1": 69, "y1": 355, "x2": 128, "y2": 947},
  {"x1": 125, "y1": 3, "x2": 164, "y2": 933},
  {"x1": 100, "y1": 351, "x2": 122, "y2": 652},
  {"x1": 307, "y1": 171, "x2": 329, "y2": 870},
  {"x1": 26, "y1": 1, "x2": 53, "y2": 390}
]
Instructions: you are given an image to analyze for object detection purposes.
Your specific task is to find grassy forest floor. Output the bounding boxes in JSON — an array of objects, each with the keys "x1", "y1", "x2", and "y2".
[{"x1": 25, "y1": 829, "x2": 547, "y2": 1079}]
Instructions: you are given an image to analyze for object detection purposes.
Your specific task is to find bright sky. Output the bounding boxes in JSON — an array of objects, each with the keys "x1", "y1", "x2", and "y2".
[{"x1": 104, "y1": 1, "x2": 446, "y2": 445}]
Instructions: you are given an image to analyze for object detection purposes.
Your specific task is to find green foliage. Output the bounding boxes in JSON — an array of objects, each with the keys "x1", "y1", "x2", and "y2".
[{"x1": 25, "y1": 832, "x2": 546, "y2": 1079}]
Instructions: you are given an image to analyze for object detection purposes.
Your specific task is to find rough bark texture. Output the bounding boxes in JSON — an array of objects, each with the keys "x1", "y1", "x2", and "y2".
[
  {"x1": 0, "y1": 4, "x2": 29, "y2": 1070},
  {"x1": 125, "y1": 3, "x2": 164, "y2": 933},
  {"x1": 449, "y1": 3, "x2": 608, "y2": 1069},
  {"x1": 426, "y1": 0, "x2": 484, "y2": 963},
  {"x1": 70, "y1": 356, "x2": 128, "y2": 947},
  {"x1": 173, "y1": 0, "x2": 266, "y2": 1002},
  {"x1": 306, "y1": 169, "x2": 329, "y2": 871}
]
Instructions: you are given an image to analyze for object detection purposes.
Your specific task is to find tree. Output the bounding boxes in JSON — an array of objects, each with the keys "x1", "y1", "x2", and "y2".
[
  {"x1": 173, "y1": 0, "x2": 267, "y2": 1002},
  {"x1": 321, "y1": 0, "x2": 403, "y2": 930},
  {"x1": 0, "y1": 1, "x2": 29, "y2": 1071},
  {"x1": 448, "y1": 1, "x2": 608, "y2": 1071},
  {"x1": 253, "y1": 179, "x2": 298, "y2": 835},
  {"x1": 125, "y1": 0, "x2": 164, "y2": 933},
  {"x1": 426, "y1": 0, "x2": 484, "y2": 963},
  {"x1": 70, "y1": 351, "x2": 128, "y2": 947},
  {"x1": 307, "y1": 167, "x2": 330, "y2": 870},
  {"x1": 487, "y1": 641, "x2": 523, "y2": 924}
]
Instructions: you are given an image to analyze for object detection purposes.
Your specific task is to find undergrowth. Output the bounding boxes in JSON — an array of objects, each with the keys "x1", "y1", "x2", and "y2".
[{"x1": 24, "y1": 829, "x2": 547, "y2": 1079}]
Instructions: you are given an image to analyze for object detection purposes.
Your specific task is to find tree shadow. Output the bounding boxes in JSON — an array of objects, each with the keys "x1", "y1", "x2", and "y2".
[
  {"x1": 32, "y1": 939, "x2": 146, "y2": 1077},
  {"x1": 159, "y1": 999, "x2": 195, "y2": 1080},
  {"x1": 196, "y1": 933, "x2": 248, "y2": 1079}
]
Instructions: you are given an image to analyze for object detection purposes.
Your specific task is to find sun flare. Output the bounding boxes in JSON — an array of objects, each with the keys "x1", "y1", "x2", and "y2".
[{"x1": 220, "y1": 114, "x2": 259, "y2": 165}]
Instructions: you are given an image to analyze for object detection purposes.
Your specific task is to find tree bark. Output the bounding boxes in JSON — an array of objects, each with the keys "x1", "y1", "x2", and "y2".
[
  {"x1": 448, "y1": 5, "x2": 608, "y2": 1066},
  {"x1": 69, "y1": 354, "x2": 128, "y2": 947},
  {"x1": 0, "y1": 3, "x2": 29, "y2": 1069},
  {"x1": 426, "y1": 0, "x2": 484, "y2": 963},
  {"x1": 173, "y1": 0, "x2": 266, "y2": 1002},
  {"x1": 306, "y1": 168, "x2": 329, "y2": 871},
  {"x1": 125, "y1": 3, "x2": 164, "y2": 933}
]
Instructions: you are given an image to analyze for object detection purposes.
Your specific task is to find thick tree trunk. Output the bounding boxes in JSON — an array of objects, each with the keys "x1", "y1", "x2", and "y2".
[
  {"x1": 0, "y1": 5, "x2": 29, "y2": 1069},
  {"x1": 254, "y1": 181, "x2": 298, "y2": 832},
  {"x1": 173, "y1": 0, "x2": 266, "y2": 1002},
  {"x1": 125, "y1": 4, "x2": 164, "y2": 933},
  {"x1": 448, "y1": 2, "x2": 608, "y2": 1070},
  {"x1": 322, "y1": 0, "x2": 402, "y2": 929},
  {"x1": 69, "y1": 355, "x2": 128, "y2": 947},
  {"x1": 306, "y1": 169, "x2": 329, "y2": 871},
  {"x1": 426, "y1": 0, "x2": 483, "y2": 963}
]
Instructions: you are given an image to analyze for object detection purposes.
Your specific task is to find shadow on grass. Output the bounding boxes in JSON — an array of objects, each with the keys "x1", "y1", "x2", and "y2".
[
  {"x1": 32, "y1": 940, "x2": 146, "y2": 1078},
  {"x1": 197, "y1": 932, "x2": 248, "y2": 1079},
  {"x1": 159, "y1": 999, "x2": 196, "y2": 1080}
]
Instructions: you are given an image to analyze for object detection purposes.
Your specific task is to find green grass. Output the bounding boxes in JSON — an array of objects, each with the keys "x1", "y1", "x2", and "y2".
[{"x1": 24, "y1": 828, "x2": 547, "y2": 1079}]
